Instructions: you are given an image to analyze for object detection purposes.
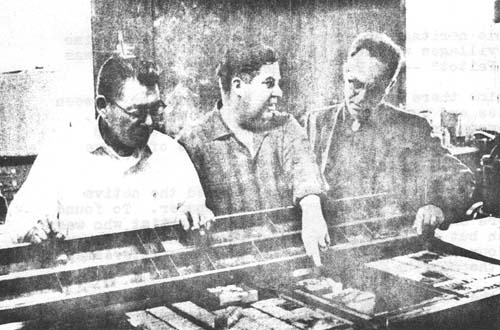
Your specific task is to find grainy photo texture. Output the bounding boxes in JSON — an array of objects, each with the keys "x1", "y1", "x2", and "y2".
[{"x1": 0, "y1": 0, "x2": 500, "y2": 329}]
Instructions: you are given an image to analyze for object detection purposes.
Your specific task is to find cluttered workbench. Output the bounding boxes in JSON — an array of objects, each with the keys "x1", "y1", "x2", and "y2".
[{"x1": 1, "y1": 203, "x2": 500, "y2": 330}]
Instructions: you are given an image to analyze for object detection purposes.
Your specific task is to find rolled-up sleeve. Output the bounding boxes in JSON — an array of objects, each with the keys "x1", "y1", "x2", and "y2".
[{"x1": 281, "y1": 117, "x2": 325, "y2": 204}]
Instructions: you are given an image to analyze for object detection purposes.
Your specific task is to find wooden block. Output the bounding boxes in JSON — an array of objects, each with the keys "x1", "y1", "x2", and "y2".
[
  {"x1": 291, "y1": 268, "x2": 314, "y2": 279},
  {"x1": 171, "y1": 301, "x2": 215, "y2": 328},
  {"x1": 296, "y1": 277, "x2": 343, "y2": 295},
  {"x1": 126, "y1": 310, "x2": 176, "y2": 330},
  {"x1": 147, "y1": 306, "x2": 204, "y2": 330},
  {"x1": 206, "y1": 284, "x2": 258, "y2": 307}
]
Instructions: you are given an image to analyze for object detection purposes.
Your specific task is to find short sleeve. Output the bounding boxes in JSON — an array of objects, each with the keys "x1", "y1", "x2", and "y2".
[{"x1": 281, "y1": 117, "x2": 325, "y2": 204}]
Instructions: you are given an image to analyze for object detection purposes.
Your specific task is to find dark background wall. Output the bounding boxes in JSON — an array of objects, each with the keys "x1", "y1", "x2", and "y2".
[{"x1": 91, "y1": 0, "x2": 405, "y2": 135}]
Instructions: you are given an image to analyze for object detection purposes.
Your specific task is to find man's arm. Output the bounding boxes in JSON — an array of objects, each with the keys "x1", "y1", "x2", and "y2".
[
  {"x1": 3, "y1": 141, "x2": 63, "y2": 244},
  {"x1": 282, "y1": 117, "x2": 326, "y2": 203},
  {"x1": 305, "y1": 107, "x2": 334, "y2": 172},
  {"x1": 176, "y1": 130, "x2": 214, "y2": 231},
  {"x1": 419, "y1": 152, "x2": 474, "y2": 230},
  {"x1": 299, "y1": 194, "x2": 330, "y2": 266},
  {"x1": 407, "y1": 116, "x2": 475, "y2": 232},
  {"x1": 282, "y1": 117, "x2": 330, "y2": 265}
]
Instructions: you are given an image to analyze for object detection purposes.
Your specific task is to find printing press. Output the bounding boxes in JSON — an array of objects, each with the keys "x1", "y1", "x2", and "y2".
[{"x1": 1, "y1": 194, "x2": 500, "y2": 330}]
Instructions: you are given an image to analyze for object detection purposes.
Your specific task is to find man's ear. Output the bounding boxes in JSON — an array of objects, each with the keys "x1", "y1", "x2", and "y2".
[
  {"x1": 231, "y1": 77, "x2": 242, "y2": 96},
  {"x1": 95, "y1": 95, "x2": 108, "y2": 117}
]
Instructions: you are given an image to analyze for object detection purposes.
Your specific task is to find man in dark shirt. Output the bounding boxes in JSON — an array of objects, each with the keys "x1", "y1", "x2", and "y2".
[
  {"x1": 180, "y1": 42, "x2": 329, "y2": 265},
  {"x1": 308, "y1": 32, "x2": 474, "y2": 234}
]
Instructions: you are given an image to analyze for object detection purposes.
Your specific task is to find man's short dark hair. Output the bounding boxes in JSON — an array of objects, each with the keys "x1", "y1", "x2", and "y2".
[
  {"x1": 96, "y1": 56, "x2": 159, "y2": 103},
  {"x1": 348, "y1": 32, "x2": 403, "y2": 83},
  {"x1": 216, "y1": 42, "x2": 278, "y2": 94}
]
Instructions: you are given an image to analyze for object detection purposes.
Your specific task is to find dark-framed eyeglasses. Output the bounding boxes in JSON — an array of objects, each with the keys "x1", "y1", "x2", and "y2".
[{"x1": 112, "y1": 99, "x2": 166, "y2": 121}]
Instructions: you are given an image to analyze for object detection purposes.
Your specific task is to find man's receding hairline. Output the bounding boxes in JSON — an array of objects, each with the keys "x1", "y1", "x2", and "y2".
[
  {"x1": 347, "y1": 49, "x2": 394, "y2": 83},
  {"x1": 348, "y1": 49, "x2": 389, "y2": 69},
  {"x1": 350, "y1": 46, "x2": 393, "y2": 64}
]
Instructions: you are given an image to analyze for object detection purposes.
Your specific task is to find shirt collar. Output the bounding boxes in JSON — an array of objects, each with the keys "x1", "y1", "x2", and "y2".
[
  {"x1": 206, "y1": 102, "x2": 271, "y2": 160},
  {"x1": 339, "y1": 103, "x2": 354, "y2": 130},
  {"x1": 340, "y1": 102, "x2": 381, "y2": 132},
  {"x1": 206, "y1": 103, "x2": 234, "y2": 141},
  {"x1": 84, "y1": 117, "x2": 150, "y2": 161},
  {"x1": 206, "y1": 103, "x2": 271, "y2": 143}
]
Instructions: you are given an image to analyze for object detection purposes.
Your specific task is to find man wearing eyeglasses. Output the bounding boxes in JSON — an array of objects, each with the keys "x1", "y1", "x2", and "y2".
[
  {"x1": 307, "y1": 32, "x2": 474, "y2": 234},
  {"x1": 3, "y1": 56, "x2": 213, "y2": 244}
]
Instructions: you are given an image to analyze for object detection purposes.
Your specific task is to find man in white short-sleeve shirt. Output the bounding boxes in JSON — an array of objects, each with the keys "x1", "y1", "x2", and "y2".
[{"x1": 4, "y1": 56, "x2": 213, "y2": 244}]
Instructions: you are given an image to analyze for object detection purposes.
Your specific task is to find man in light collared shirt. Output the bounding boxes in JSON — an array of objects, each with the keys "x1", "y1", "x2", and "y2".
[{"x1": 4, "y1": 56, "x2": 213, "y2": 244}]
